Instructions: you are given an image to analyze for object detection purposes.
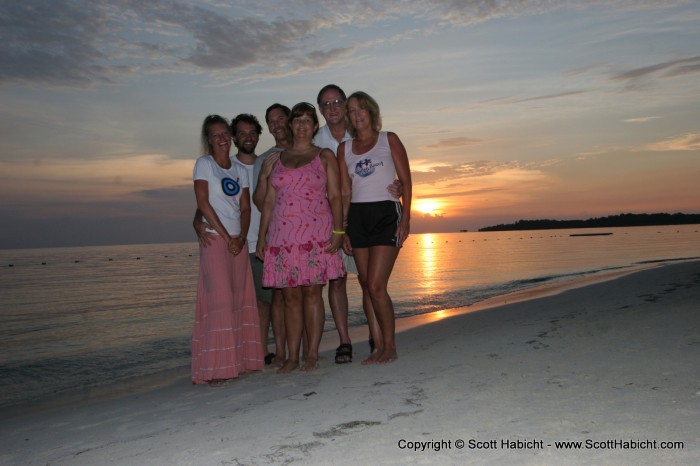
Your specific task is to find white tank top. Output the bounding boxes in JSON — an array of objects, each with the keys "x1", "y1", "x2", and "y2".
[{"x1": 344, "y1": 132, "x2": 396, "y2": 203}]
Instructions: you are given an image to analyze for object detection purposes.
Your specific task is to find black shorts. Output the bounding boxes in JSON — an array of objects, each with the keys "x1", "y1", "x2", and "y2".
[{"x1": 347, "y1": 201, "x2": 402, "y2": 248}]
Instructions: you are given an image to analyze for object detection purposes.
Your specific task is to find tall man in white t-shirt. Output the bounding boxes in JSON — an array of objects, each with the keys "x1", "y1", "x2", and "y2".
[{"x1": 312, "y1": 84, "x2": 356, "y2": 364}]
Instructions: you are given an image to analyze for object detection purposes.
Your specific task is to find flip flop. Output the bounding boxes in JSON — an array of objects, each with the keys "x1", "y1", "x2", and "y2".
[{"x1": 335, "y1": 343, "x2": 353, "y2": 364}]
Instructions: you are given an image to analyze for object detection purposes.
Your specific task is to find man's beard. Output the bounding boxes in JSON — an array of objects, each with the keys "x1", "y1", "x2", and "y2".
[{"x1": 236, "y1": 144, "x2": 257, "y2": 155}]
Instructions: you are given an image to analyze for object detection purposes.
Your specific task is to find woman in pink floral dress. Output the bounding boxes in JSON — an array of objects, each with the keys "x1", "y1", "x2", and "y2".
[{"x1": 256, "y1": 102, "x2": 345, "y2": 374}]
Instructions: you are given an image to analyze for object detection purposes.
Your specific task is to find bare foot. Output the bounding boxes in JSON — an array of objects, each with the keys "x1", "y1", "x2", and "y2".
[
  {"x1": 300, "y1": 357, "x2": 319, "y2": 372},
  {"x1": 276, "y1": 359, "x2": 299, "y2": 374},
  {"x1": 376, "y1": 349, "x2": 398, "y2": 364},
  {"x1": 361, "y1": 351, "x2": 382, "y2": 365},
  {"x1": 271, "y1": 354, "x2": 286, "y2": 367},
  {"x1": 207, "y1": 378, "x2": 228, "y2": 387}
]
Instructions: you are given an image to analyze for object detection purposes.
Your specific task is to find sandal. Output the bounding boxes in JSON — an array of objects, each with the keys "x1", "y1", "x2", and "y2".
[{"x1": 335, "y1": 343, "x2": 353, "y2": 364}]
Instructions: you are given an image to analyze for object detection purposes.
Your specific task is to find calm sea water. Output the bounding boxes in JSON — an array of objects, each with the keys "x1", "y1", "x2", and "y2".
[{"x1": 0, "y1": 225, "x2": 698, "y2": 410}]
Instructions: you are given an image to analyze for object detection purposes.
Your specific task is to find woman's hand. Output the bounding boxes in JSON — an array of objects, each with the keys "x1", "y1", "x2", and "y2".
[
  {"x1": 228, "y1": 236, "x2": 246, "y2": 255},
  {"x1": 387, "y1": 179, "x2": 403, "y2": 199},
  {"x1": 193, "y1": 217, "x2": 213, "y2": 248},
  {"x1": 260, "y1": 152, "x2": 280, "y2": 178},
  {"x1": 256, "y1": 237, "x2": 267, "y2": 261},
  {"x1": 342, "y1": 234, "x2": 353, "y2": 256},
  {"x1": 395, "y1": 218, "x2": 410, "y2": 248},
  {"x1": 325, "y1": 231, "x2": 344, "y2": 254}
]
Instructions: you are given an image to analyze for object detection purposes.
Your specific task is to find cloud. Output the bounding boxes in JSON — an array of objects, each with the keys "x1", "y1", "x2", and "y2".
[
  {"x1": 2, "y1": 0, "x2": 693, "y2": 89},
  {"x1": 412, "y1": 160, "x2": 521, "y2": 184},
  {"x1": 645, "y1": 132, "x2": 700, "y2": 151},
  {"x1": 457, "y1": 91, "x2": 587, "y2": 112},
  {"x1": 426, "y1": 0, "x2": 564, "y2": 26},
  {"x1": 421, "y1": 0, "x2": 690, "y2": 27},
  {"x1": 423, "y1": 137, "x2": 484, "y2": 150},
  {"x1": 610, "y1": 55, "x2": 700, "y2": 90},
  {"x1": 0, "y1": 154, "x2": 193, "y2": 204},
  {"x1": 0, "y1": 0, "x2": 398, "y2": 87},
  {"x1": 623, "y1": 116, "x2": 661, "y2": 123},
  {"x1": 665, "y1": 62, "x2": 700, "y2": 78},
  {"x1": 511, "y1": 91, "x2": 586, "y2": 104},
  {"x1": 0, "y1": 1, "x2": 128, "y2": 86},
  {"x1": 418, "y1": 187, "x2": 503, "y2": 199}
]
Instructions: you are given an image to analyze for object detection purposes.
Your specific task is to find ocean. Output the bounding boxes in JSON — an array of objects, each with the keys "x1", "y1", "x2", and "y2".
[{"x1": 1, "y1": 225, "x2": 698, "y2": 411}]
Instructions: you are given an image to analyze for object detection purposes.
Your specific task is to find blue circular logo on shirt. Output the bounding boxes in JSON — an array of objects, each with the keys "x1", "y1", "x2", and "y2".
[
  {"x1": 355, "y1": 158, "x2": 375, "y2": 177},
  {"x1": 221, "y1": 178, "x2": 240, "y2": 196}
]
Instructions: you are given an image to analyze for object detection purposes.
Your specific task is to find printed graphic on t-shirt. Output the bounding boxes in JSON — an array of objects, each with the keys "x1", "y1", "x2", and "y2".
[
  {"x1": 354, "y1": 158, "x2": 384, "y2": 177},
  {"x1": 221, "y1": 177, "x2": 240, "y2": 196}
]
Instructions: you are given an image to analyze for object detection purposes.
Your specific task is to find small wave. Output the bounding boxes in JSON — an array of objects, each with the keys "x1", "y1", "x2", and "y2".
[
  {"x1": 636, "y1": 256, "x2": 700, "y2": 264},
  {"x1": 0, "y1": 337, "x2": 190, "y2": 409},
  {"x1": 389, "y1": 266, "x2": 634, "y2": 320}
]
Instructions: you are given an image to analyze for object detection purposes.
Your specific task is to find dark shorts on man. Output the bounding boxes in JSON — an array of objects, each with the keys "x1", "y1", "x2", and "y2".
[
  {"x1": 347, "y1": 200, "x2": 402, "y2": 248},
  {"x1": 249, "y1": 253, "x2": 273, "y2": 302}
]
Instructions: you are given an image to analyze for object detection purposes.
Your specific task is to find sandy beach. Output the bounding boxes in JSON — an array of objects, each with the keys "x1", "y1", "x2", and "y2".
[{"x1": 1, "y1": 260, "x2": 698, "y2": 465}]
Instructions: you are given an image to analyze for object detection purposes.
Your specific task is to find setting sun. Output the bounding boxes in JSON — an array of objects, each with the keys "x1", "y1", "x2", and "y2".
[{"x1": 414, "y1": 199, "x2": 440, "y2": 215}]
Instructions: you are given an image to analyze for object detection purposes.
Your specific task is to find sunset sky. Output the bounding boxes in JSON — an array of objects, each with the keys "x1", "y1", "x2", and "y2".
[{"x1": 1, "y1": 0, "x2": 699, "y2": 249}]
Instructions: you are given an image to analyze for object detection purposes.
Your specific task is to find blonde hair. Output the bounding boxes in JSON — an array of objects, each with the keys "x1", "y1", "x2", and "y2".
[
  {"x1": 200, "y1": 114, "x2": 229, "y2": 154},
  {"x1": 346, "y1": 91, "x2": 382, "y2": 137}
]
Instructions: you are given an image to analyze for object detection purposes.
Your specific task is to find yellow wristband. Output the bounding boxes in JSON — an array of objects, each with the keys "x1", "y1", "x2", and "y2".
[{"x1": 332, "y1": 230, "x2": 345, "y2": 235}]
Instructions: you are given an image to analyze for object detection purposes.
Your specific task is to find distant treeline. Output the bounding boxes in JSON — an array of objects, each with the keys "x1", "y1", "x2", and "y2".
[{"x1": 478, "y1": 213, "x2": 700, "y2": 232}]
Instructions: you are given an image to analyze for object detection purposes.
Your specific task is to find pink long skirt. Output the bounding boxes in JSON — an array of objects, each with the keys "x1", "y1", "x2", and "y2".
[{"x1": 192, "y1": 236, "x2": 264, "y2": 384}]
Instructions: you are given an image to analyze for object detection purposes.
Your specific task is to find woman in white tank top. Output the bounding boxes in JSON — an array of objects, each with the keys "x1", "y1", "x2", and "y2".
[{"x1": 337, "y1": 91, "x2": 412, "y2": 365}]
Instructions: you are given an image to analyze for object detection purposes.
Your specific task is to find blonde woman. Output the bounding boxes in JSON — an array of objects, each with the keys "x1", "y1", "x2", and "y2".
[
  {"x1": 192, "y1": 114, "x2": 263, "y2": 384},
  {"x1": 337, "y1": 92, "x2": 412, "y2": 365}
]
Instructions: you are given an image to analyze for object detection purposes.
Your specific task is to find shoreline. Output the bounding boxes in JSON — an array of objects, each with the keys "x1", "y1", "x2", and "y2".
[
  {"x1": 2, "y1": 260, "x2": 698, "y2": 464},
  {"x1": 2, "y1": 259, "x2": 687, "y2": 419},
  {"x1": 322, "y1": 259, "x2": 673, "y2": 353}
]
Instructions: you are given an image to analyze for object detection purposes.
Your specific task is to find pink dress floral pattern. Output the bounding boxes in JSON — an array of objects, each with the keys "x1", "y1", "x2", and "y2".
[{"x1": 262, "y1": 151, "x2": 345, "y2": 288}]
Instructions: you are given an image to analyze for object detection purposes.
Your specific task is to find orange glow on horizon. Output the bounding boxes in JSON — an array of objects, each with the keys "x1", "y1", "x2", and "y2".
[{"x1": 414, "y1": 198, "x2": 442, "y2": 215}]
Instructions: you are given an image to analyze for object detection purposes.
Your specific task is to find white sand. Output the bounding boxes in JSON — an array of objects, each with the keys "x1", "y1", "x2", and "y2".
[{"x1": 1, "y1": 261, "x2": 698, "y2": 465}]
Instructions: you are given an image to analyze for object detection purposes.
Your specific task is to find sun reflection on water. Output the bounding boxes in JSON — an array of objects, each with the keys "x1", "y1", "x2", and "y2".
[{"x1": 416, "y1": 233, "x2": 437, "y2": 293}]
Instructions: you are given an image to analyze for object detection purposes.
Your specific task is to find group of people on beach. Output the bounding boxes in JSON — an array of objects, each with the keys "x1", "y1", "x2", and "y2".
[{"x1": 191, "y1": 84, "x2": 412, "y2": 385}]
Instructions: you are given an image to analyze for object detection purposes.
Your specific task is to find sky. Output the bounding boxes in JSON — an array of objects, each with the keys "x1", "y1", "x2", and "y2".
[{"x1": 1, "y1": 0, "x2": 699, "y2": 249}]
